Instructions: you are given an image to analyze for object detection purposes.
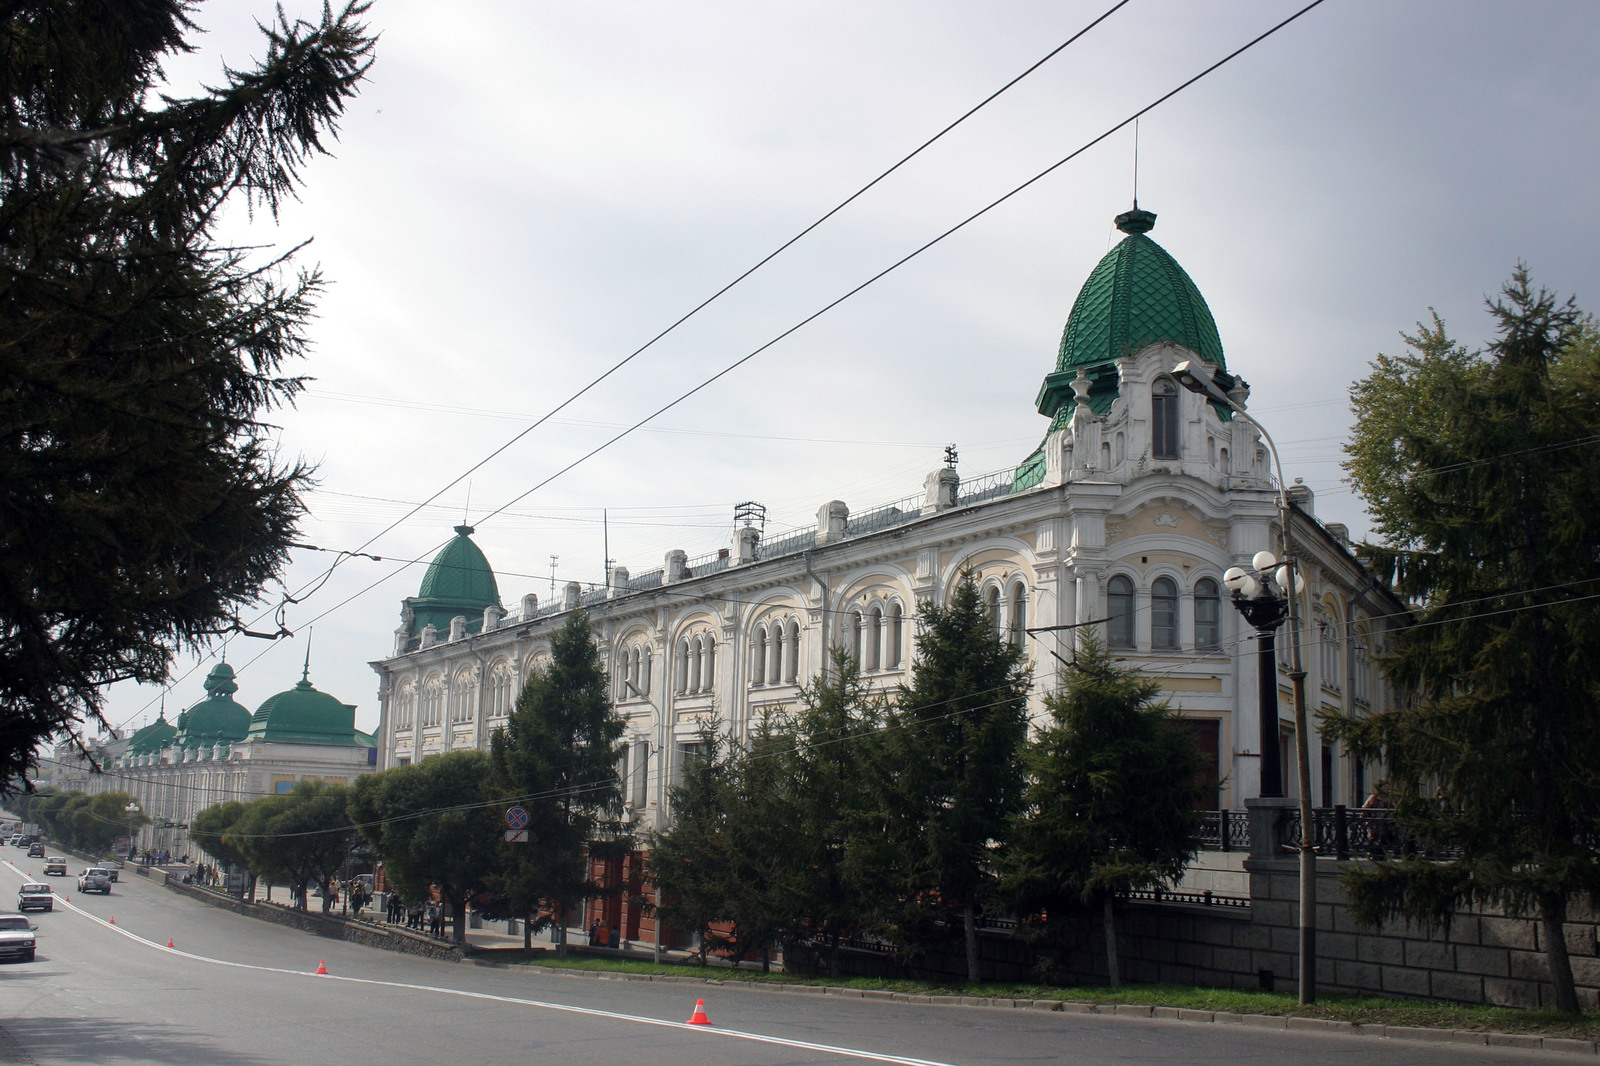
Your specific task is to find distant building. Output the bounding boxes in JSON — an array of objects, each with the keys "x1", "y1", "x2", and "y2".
[
  {"x1": 51, "y1": 661, "x2": 376, "y2": 858},
  {"x1": 370, "y1": 207, "x2": 1404, "y2": 939}
]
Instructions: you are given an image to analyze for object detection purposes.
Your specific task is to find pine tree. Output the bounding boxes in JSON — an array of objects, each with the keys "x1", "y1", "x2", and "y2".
[
  {"x1": 0, "y1": 1, "x2": 375, "y2": 789},
  {"x1": 648, "y1": 721, "x2": 733, "y2": 964},
  {"x1": 1330, "y1": 268, "x2": 1600, "y2": 1013},
  {"x1": 870, "y1": 573, "x2": 1030, "y2": 982},
  {"x1": 485, "y1": 610, "x2": 627, "y2": 955},
  {"x1": 1002, "y1": 634, "x2": 1209, "y2": 986}
]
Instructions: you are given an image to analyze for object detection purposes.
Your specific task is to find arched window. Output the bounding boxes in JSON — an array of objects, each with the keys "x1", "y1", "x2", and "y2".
[
  {"x1": 1152, "y1": 577, "x2": 1178, "y2": 649},
  {"x1": 701, "y1": 635, "x2": 715, "y2": 691},
  {"x1": 421, "y1": 674, "x2": 445, "y2": 727},
  {"x1": 689, "y1": 636, "x2": 703, "y2": 693},
  {"x1": 450, "y1": 669, "x2": 475, "y2": 723},
  {"x1": 1107, "y1": 576, "x2": 1135, "y2": 648},
  {"x1": 847, "y1": 609, "x2": 864, "y2": 664},
  {"x1": 675, "y1": 640, "x2": 690, "y2": 694},
  {"x1": 1152, "y1": 379, "x2": 1180, "y2": 460},
  {"x1": 640, "y1": 648, "x2": 651, "y2": 695},
  {"x1": 1319, "y1": 611, "x2": 1342, "y2": 690},
  {"x1": 770, "y1": 622, "x2": 784, "y2": 683},
  {"x1": 752, "y1": 628, "x2": 767, "y2": 686},
  {"x1": 1007, "y1": 582, "x2": 1027, "y2": 646},
  {"x1": 1194, "y1": 578, "x2": 1221, "y2": 652},
  {"x1": 866, "y1": 606, "x2": 883, "y2": 671},
  {"x1": 487, "y1": 660, "x2": 515, "y2": 719},
  {"x1": 1352, "y1": 628, "x2": 1371, "y2": 704},
  {"x1": 785, "y1": 619, "x2": 801, "y2": 681},
  {"x1": 886, "y1": 605, "x2": 903, "y2": 669},
  {"x1": 985, "y1": 585, "x2": 1002, "y2": 637},
  {"x1": 394, "y1": 679, "x2": 416, "y2": 730}
]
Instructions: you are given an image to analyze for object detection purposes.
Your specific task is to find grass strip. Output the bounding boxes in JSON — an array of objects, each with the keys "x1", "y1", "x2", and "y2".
[{"x1": 470, "y1": 949, "x2": 1598, "y2": 1040}]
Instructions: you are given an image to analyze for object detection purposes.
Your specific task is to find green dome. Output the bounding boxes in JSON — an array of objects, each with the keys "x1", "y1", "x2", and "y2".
[
  {"x1": 126, "y1": 714, "x2": 177, "y2": 755},
  {"x1": 245, "y1": 668, "x2": 373, "y2": 747},
  {"x1": 1033, "y1": 207, "x2": 1226, "y2": 421},
  {"x1": 172, "y1": 663, "x2": 252, "y2": 748},
  {"x1": 405, "y1": 524, "x2": 501, "y2": 638}
]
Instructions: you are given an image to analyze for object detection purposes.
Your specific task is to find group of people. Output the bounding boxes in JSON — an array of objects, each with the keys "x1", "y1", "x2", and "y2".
[
  {"x1": 587, "y1": 920, "x2": 620, "y2": 949},
  {"x1": 385, "y1": 893, "x2": 448, "y2": 938}
]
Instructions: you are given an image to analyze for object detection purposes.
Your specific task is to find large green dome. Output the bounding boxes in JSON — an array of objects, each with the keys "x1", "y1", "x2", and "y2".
[
  {"x1": 1033, "y1": 207, "x2": 1225, "y2": 421},
  {"x1": 172, "y1": 663, "x2": 252, "y2": 748},
  {"x1": 245, "y1": 668, "x2": 373, "y2": 747},
  {"x1": 405, "y1": 524, "x2": 501, "y2": 638}
]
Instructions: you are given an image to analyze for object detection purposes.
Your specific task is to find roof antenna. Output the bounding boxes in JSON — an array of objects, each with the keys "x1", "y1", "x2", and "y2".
[
  {"x1": 463, "y1": 482, "x2": 472, "y2": 526},
  {"x1": 1132, "y1": 117, "x2": 1140, "y2": 211}
]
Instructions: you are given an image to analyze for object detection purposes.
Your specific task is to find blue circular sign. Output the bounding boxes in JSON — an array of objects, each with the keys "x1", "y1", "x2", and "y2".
[{"x1": 505, "y1": 806, "x2": 529, "y2": 829}]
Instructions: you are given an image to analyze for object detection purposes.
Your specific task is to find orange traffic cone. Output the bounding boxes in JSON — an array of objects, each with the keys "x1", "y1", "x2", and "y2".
[
  {"x1": 314, "y1": 960, "x2": 328, "y2": 975},
  {"x1": 686, "y1": 998, "x2": 711, "y2": 1026},
  {"x1": 166, "y1": 938, "x2": 174, "y2": 948},
  {"x1": 108, "y1": 917, "x2": 115, "y2": 925}
]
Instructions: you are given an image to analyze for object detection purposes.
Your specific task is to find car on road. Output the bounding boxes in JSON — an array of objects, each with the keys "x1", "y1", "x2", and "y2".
[
  {"x1": 0, "y1": 915, "x2": 38, "y2": 962},
  {"x1": 77, "y1": 868, "x2": 113, "y2": 894},
  {"x1": 18, "y1": 883, "x2": 53, "y2": 911},
  {"x1": 42, "y1": 857, "x2": 67, "y2": 876},
  {"x1": 97, "y1": 858, "x2": 122, "y2": 881},
  {"x1": 27, "y1": 842, "x2": 44, "y2": 857}
]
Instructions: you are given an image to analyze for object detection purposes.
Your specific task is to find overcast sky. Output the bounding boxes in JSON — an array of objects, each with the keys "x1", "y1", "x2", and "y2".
[{"x1": 98, "y1": 0, "x2": 1600, "y2": 738}]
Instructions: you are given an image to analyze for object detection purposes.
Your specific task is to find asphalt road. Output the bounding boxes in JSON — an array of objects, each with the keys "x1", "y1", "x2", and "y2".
[{"x1": 0, "y1": 854, "x2": 1568, "y2": 1065}]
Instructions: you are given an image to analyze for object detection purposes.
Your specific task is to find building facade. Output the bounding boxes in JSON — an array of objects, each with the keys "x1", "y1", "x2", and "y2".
[
  {"x1": 49, "y1": 661, "x2": 376, "y2": 859},
  {"x1": 371, "y1": 207, "x2": 1402, "y2": 840}
]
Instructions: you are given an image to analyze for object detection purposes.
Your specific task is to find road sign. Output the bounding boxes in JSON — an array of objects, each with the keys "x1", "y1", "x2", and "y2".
[
  {"x1": 504, "y1": 829, "x2": 528, "y2": 843},
  {"x1": 505, "y1": 806, "x2": 529, "y2": 829}
]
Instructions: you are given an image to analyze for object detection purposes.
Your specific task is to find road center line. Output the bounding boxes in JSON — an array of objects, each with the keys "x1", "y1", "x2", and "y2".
[{"x1": 4, "y1": 861, "x2": 959, "y2": 1066}]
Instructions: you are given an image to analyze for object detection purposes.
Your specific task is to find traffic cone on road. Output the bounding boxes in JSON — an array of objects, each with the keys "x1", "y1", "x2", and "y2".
[
  {"x1": 314, "y1": 960, "x2": 328, "y2": 975},
  {"x1": 166, "y1": 938, "x2": 174, "y2": 948},
  {"x1": 108, "y1": 917, "x2": 115, "y2": 925},
  {"x1": 686, "y1": 998, "x2": 711, "y2": 1026}
]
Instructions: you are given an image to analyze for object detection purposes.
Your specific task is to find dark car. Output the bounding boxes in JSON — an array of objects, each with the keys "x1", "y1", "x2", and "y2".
[
  {"x1": 26, "y1": 843, "x2": 44, "y2": 857},
  {"x1": 18, "y1": 883, "x2": 53, "y2": 911}
]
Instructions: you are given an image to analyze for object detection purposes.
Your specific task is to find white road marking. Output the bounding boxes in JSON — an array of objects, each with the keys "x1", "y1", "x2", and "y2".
[{"x1": 4, "y1": 860, "x2": 960, "y2": 1066}]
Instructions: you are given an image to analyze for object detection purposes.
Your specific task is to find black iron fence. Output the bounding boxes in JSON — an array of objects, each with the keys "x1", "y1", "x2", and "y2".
[
  {"x1": 1276, "y1": 805, "x2": 1453, "y2": 861},
  {"x1": 1197, "y1": 809, "x2": 1252, "y2": 851}
]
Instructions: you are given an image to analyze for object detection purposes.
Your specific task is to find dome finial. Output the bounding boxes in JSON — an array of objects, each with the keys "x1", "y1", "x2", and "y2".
[
  {"x1": 1115, "y1": 206, "x2": 1156, "y2": 235},
  {"x1": 301, "y1": 629, "x2": 313, "y2": 684}
]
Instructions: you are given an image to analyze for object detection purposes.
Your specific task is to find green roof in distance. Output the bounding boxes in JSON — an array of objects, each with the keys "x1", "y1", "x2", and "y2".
[
  {"x1": 172, "y1": 662, "x2": 252, "y2": 748},
  {"x1": 245, "y1": 665, "x2": 374, "y2": 747},
  {"x1": 406, "y1": 524, "x2": 501, "y2": 637}
]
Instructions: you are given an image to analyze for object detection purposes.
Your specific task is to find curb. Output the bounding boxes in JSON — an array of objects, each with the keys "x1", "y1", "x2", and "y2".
[{"x1": 476, "y1": 960, "x2": 1598, "y2": 1056}]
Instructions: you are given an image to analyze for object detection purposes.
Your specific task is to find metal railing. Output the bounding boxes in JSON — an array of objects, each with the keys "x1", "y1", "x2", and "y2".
[
  {"x1": 1276, "y1": 805, "x2": 1462, "y2": 861},
  {"x1": 1122, "y1": 886, "x2": 1250, "y2": 909},
  {"x1": 955, "y1": 467, "x2": 1015, "y2": 506},
  {"x1": 1196, "y1": 809, "x2": 1252, "y2": 851}
]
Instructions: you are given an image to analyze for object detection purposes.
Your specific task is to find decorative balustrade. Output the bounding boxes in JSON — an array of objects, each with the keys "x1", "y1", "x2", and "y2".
[
  {"x1": 1275, "y1": 805, "x2": 1459, "y2": 861},
  {"x1": 1196, "y1": 809, "x2": 1252, "y2": 851}
]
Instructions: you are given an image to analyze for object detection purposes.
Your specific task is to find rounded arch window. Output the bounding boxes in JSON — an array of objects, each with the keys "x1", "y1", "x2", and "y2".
[
  {"x1": 1151, "y1": 577, "x2": 1179, "y2": 649},
  {"x1": 1152, "y1": 379, "x2": 1181, "y2": 460},
  {"x1": 1194, "y1": 578, "x2": 1221, "y2": 652},
  {"x1": 1107, "y1": 576, "x2": 1135, "y2": 648},
  {"x1": 1007, "y1": 582, "x2": 1027, "y2": 646}
]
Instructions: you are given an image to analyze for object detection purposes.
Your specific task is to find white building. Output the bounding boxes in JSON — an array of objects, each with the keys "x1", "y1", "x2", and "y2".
[{"x1": 371, "y1": 206, "x2": 1402, "y2": 835}]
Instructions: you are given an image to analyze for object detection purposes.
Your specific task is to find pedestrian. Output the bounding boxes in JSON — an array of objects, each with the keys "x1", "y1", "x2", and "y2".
[{"x1": 588, "y1": 919, "x2": 600, "y2": 945}]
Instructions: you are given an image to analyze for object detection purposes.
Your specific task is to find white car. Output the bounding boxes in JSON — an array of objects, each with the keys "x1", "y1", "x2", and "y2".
[{"x1": 0, "y1": 915, "x2": 37, "y2": 962}]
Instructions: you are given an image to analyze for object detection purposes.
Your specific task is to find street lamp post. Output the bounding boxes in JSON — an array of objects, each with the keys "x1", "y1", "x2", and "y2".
[
  {"x1": 1174, "y1": 359, "x2": 1317, "y2": 1005},
  {"x1": 123, "y1": 802, "x2": 140, "y2": 861}
]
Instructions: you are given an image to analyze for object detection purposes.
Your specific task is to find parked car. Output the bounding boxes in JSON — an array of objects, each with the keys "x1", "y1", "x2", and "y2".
[
  {"x1": 0, "y1": 915, "x2": 38, "y2": 962},
  {"x1": 42, "y1": 857, "x2": 67, "y2": 876},
  {"x1": 18, "y1": 883, "x2": 53, "y2": 911},
  {"x1": 26, "y1": 843, "x2": 44, "y2": 857},
  {"x1": 77, "y1": 869, "x2": 113, "y2": 895}
]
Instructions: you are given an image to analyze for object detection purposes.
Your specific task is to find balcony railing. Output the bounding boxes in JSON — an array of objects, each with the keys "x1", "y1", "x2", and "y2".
[{"x1": 1196, "y1": 809, "x2": 1252, "y2": 851}]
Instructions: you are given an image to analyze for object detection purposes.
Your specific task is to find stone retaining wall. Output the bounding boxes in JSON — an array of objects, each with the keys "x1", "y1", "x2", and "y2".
[{"x1": 161, "y1": 879, "x2": 464, "y2": 962}]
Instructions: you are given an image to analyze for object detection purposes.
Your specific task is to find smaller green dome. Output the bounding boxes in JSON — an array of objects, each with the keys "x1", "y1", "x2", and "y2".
[
  {"x1": 173, "y1": 663, "x2": 252, "y2": 748},
  {"x1": 126, "y1": 714, "x2": 177, "y2": 755},
  {"x1": 406, "y1": 524, "x2": 501, "y2": 638},
  {"x1": 246, "y1": 668, "x2": 374, "y2": 747}
]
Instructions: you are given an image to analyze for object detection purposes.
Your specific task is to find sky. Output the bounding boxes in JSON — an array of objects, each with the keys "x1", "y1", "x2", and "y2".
[{"x1": 99, "y1": 0, "x2": 1600, "y2": 739}]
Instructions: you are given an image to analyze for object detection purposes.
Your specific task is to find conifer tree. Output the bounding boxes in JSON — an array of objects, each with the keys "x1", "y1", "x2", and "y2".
[
  {"x1": 484, "y1": 611, "x2": 627, "y2": 955},
  {"x1": 1330, "y1": 269, "x2": 1600, "y2": 1013},
  {"x1": 1002, "y1": 634, "x2": 1208, "y2": 985},
  {"x1": 868, "y1": 573, "x2": 1030, "y2": 982},
  {"x1": 648, "y1": 721, "x2": 732, "y2": 964},
  {"x1": 0, "y1": 1, "x2": 375, "y2": 789}
]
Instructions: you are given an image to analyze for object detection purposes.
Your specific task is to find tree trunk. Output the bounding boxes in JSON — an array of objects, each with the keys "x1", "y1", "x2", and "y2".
[
  {"x1": 556, "y1": 904, "x2": 568, "y2": 958},
  {"x1": 829, "y1": 929, "x2": 840, "y2": 978},
  {"x1": 1541, "y1": 893, "x2": 1580, "y2": 1013},
  {"x1": 524, "y1": 909, "x2": 533, "y2": 950},
  {"x1": 1103, "y1": 895, "x2": 1121, "y2": 988},
  {"x1": 452, "y1": 891, "x2": 466, "y2": 944},
  {"x1": 963, "y1": 902, "x2": 981, "y2": 984}
]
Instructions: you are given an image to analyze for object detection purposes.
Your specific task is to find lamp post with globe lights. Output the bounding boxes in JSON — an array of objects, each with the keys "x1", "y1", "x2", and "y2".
[{"x1": 1174, "y1": 358, "x2": 1317, "y2": 1005}]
